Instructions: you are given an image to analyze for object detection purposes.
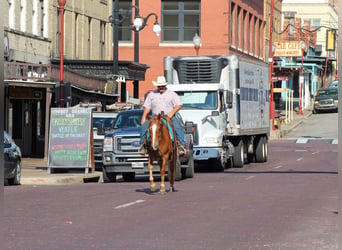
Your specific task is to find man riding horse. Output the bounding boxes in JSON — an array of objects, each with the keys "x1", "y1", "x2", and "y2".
[{"x1": 139, "y1": 76, "x2": 186, "y2": 156}]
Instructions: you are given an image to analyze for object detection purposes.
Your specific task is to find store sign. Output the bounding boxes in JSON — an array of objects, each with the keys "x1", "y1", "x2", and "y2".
[{"x1": 273, "y1": 41, "x2": 302, "y2": 57}]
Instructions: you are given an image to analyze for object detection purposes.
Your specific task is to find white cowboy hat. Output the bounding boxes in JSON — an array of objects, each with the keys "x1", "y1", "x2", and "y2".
[{"x1": 152, "y1": 76, "x2": 168, "y2": 87}]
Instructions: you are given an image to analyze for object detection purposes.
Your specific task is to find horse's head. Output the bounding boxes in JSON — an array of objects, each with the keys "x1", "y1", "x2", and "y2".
[{"x1": 147, "y1": 114, "x2": 163, "y2": 151}]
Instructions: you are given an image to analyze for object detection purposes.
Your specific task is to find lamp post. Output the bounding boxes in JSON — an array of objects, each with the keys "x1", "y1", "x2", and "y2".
[
  {"x1": 109, "y1": 0, "x2": 161, "y2": 101},
  {"x1": 132, "y1": 0, "x2": 161, "y2": 99},
  {"x1": 193, "y1": 33, "x2": 201, "y2": 56},
  {"x1": 268, "y1": 0, "x2": 275, "y2": 130},
  {"x1": 58, "y1": 0, "x2": 66, "y2": 107},
  {"x1": 297, "y1": 41, "x2": 306, "y2": 115}
]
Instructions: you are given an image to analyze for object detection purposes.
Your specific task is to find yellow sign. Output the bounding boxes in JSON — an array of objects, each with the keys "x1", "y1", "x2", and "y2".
[
  {"x1": 326, "y1": 30, "x2": 335, "y2": 51},
  {"x1": 273, "y1": 41, "x2": 302, "y2": 57}
]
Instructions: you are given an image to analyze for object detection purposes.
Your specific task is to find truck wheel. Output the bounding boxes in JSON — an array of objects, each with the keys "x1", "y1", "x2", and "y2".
[
  {"x1": 102, "y1": 166, "x2": 117, "y2": 183},
  {"x1": 233, "y1": 140, "x2": 244, "y2": 168},
  {"x1": 175, "y1": 157, "x2": 182, "y2": 181},
  {"x1": 122, "y1": 172, "x2": 135, "y2": 182},
  {"x1": 181, "y1": 150, "x2": 194, "y2": 179},
  {"x1": 255, "y1": 136, "x2": 267, "y2": 162},
  {"x1": 263, "y1": 137, "x2": 268, "y2": 162}
]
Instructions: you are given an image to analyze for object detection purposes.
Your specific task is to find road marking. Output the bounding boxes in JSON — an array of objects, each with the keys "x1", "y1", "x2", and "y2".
[
  {"x1": 296, "y1": 138, "x2": 309, "y2": 144},
  {"x1": 295, "y1": 149, "x2": 307, "y2": 152},
  {"x1": 332, "y1": 139, "x2": 338, "y2": 144},
  {"x1": 273, "y1": 165, "x2": 283, "y2": 169},
  {"x1": 245, "y1": 176, "x2": 255, "y2": 180},
  {"x1": 296, "y1": 157, "x2": 303, "y2": 161},
  {"x1": 115, "y1": 199, "x2": 145, "y2": 209},
  {"x1": 312, "y1": 151, "x2": 319, "y2": 155}
]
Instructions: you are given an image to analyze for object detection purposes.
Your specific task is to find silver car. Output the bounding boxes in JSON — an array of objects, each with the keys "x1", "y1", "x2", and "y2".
[{"x1": 4, "y1": 131, "x2": 22, "y2": 185}]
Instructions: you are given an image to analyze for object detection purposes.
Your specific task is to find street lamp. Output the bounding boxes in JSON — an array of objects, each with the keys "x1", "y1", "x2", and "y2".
[
  {"x1": 193, "y1": 33, "x2": 201, "y2": 56},
  {"x1": 297, "y1": 41, "x2": 306, "y2": 115},
  {"x1": 132, "y1": 0, "x2": 161, "y2": 99},
  {"x1": 109, "y1": 0, "x2": 161, "y2": 102},
  {"x1": 58, "y1": 0, "x2": 66, "y2": 107}
]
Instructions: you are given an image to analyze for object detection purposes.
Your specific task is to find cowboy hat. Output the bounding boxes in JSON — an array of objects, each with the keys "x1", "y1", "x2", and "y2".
[{"x1": 152, "y1": 76, "x2": 168, "y2": 87}]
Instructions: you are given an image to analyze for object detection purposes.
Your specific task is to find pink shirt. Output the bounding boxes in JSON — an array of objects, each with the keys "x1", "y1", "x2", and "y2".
[{"x1": 143, "y1": 89, "x2": 182, "y2": 115}]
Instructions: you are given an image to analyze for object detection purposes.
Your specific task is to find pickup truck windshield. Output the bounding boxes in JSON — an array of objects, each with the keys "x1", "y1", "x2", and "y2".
[
  {"x1": 93, "y1": 118, "x2": 115, "y2": 130},
  {"x1": 113, "y1": 113, "x2": 142, "y2": 129},
  {"x1": 178, "y1": 91, "x2": 217, "y2": 110}
]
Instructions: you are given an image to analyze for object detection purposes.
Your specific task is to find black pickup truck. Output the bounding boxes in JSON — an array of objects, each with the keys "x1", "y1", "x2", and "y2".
[{"x1": 102, "y1": 109, "x2": 194, "y2": 182}]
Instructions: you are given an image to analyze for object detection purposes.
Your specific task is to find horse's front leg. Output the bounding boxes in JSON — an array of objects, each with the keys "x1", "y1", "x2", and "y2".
[
  {"x1": 159, "y1": 159, "x2": 167, "y2": 195},
  {"x1": 148, "y1": 159, "x2": 156, "y2": 192}
]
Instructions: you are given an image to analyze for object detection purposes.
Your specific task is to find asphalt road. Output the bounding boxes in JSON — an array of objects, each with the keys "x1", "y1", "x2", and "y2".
[{"x1": 3, "y1": 138, "x2": 337, "y2": 250}]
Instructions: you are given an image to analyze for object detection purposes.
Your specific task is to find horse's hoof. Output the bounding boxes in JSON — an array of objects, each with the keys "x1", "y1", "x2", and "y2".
[
  {"x1": 159, "y1": 189, "x2": 166, "y2": 195},
  {"x1": 169, "y1": 187, "x2": 174, "y2": 192},
  {"x1": 150, "y1": 184, "x2": 156, "y2": 192}
]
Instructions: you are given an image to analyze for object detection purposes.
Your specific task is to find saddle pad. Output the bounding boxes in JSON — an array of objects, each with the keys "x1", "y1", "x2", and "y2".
[{"x1": 147, "y1": 118, "x2": 175, "y2": 142}]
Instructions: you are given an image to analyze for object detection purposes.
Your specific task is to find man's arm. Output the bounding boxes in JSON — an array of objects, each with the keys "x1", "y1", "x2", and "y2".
[
  {"x1": 167, "y1": 104, "x2": 182, "y2": 119},
  {"x1": 141, "y1": 107, "x2": 150, "y2": 124}
]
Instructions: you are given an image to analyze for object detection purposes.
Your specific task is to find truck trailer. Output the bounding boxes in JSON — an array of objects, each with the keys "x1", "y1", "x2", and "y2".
[{"x1": 164, "y1": 54, "x2": 270, "y2": 169}]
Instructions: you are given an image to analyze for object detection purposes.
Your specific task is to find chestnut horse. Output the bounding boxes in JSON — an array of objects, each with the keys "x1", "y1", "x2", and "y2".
[{"x1": 146, "y1": 113, "x2": 177, "y2": 194}]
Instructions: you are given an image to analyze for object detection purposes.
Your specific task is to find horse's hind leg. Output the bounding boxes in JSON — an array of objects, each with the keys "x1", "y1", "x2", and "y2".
[
  {"x1": 159, "y1": 160, "x2": 167, "y2": 194},
  {"x1": 169, "y1": 160, "x2": 176, "y2": 192},
  {"x1": 148, "y1": 161, "x2": 156, "y2": 192}
]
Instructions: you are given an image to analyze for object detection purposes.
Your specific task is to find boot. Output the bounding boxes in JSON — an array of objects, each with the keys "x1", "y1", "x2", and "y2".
[
  {"x1": 176, "y1": 141, "x2": 186, "y2": 156},
  {"x1": 138, "y1": 142, "x2": 147, "y2": 155}
]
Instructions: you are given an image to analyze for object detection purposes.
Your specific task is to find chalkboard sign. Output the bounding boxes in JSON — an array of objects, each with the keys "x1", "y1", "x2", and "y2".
[{"x1": 48, "y1": 108, "x2": 92, "y2": 171}]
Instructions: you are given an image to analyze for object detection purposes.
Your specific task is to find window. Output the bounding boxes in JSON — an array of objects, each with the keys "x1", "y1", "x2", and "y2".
[
  {"x1": 162, "y1": 1, "x2": 201, "y2": 42},
  {"x1": 311, "y1": 19, "x2": 320, "y2": 29},
  {"x1": 100, "y1": 21, "x2": 106, "y2": 59},
  {"x1": 118, "y1": 0, "x2": 132, "y2": 42}
]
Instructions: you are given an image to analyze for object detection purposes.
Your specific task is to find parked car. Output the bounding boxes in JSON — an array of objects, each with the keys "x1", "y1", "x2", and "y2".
[
  {"x1": 328, "y1": 80, "x2": 338, "y2": 89},
  {"x1": 313, "y1": 88, "x2": 338, "y2": 114},
  {"x1": 4, "y1": 131, "x2": 22, "y2": 185},
  {"x1": 92, "y1": 111, "x2": 118, "y2": 170}
]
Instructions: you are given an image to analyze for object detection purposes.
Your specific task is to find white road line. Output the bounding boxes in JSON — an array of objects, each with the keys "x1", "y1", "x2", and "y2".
[
  {"x1": 273, "y1": 165, "x2": 283, "y2": 169},
  {"x1": 296, "y1": 157, "x2": 303, "y2": 161},
  {"x1": 115, "y1": 199, "x2": 145, "y2": 209},
  {"x1": 296, "y1": 138, "x2": 309, "y2": 144},
  {"x1": 245, "y1": 176, "x2": 255, "y2": 180},
  {"x1": 312, "y1": 151, "x2": 319, "y2": 155},
  {"x1": 295, "y1": 149, "x2": 307, "y2": 152}
]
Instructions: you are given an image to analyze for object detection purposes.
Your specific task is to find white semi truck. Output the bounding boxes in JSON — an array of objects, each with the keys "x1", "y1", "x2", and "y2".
[{"x1": 165, "y1": 55, "x2": 269, "y2": 170}]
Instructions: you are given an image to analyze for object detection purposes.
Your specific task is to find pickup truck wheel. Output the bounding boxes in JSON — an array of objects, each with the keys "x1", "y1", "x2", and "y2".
[
  {"x1": 175, "y1": 158, "x2": 182, "y2": 181},
  {"x1": 233, "y1": 140, "x2": 244, "y2": 168},
  {"x1": 122, "y1": 172, "x2": 135, "y2": 182},
  {"x1": 102, "y1": 166, "x2": 117, "y2": 183},
  {"x1": 181, "y1": 150, "x2": 194, "y2": 179}
]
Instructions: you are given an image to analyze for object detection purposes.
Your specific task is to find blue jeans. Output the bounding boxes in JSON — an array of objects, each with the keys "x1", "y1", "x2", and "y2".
[{"x1": 140, "y1": 116, "x2": 185, "y2": 146}]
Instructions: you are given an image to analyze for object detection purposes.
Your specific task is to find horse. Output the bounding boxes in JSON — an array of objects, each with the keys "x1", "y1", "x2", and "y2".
[{"x1": 146, "y1": 113, "x2": 177, "y2": 194}]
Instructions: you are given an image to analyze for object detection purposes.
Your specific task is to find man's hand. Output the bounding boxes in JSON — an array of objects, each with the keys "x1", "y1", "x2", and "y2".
[{"x1": 168, "y1": 105, "x2": 182, "y2": 119}]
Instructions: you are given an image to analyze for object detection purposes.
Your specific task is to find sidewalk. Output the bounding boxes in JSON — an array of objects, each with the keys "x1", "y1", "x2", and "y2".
[
  {"x1": 19, "y1": 108, "x2": 312, "y2": 185},
  {"x1": 20, "y1": 158, "x2": 102, "y2": 185},
  {"x1": 270, "y1": 107, "x2": 312, "y2": 139}
]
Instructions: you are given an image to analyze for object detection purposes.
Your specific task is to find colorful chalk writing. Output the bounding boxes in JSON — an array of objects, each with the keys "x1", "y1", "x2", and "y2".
[{"x1": 48, "y1": 108, "x2": 92, "y2": 168}]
